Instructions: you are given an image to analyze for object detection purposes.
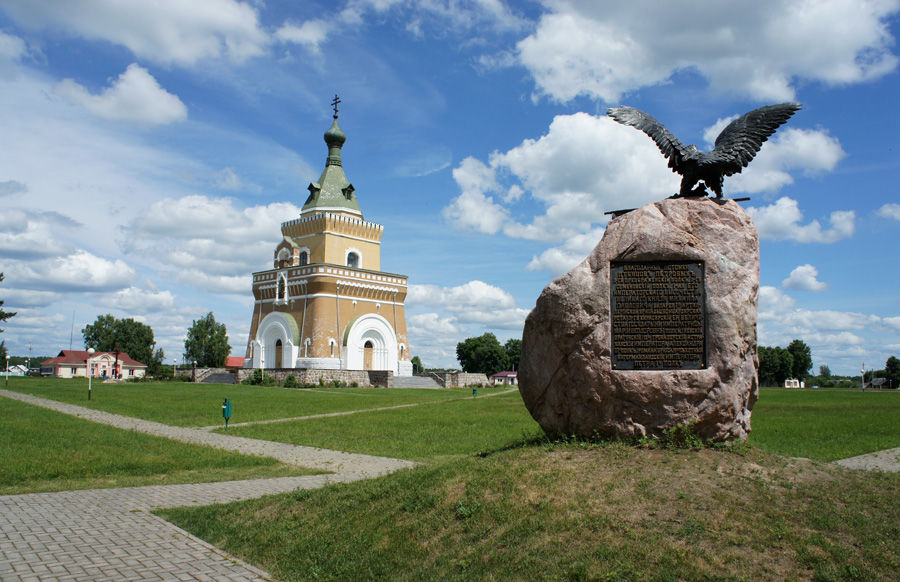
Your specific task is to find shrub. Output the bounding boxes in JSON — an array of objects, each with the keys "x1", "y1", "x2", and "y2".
[
  {"x1": 242, "y1": 368, "x2": 276, "y2": 386},
  {"x1": 283, "y1": 374, "x2": 297, "y2": 388}
]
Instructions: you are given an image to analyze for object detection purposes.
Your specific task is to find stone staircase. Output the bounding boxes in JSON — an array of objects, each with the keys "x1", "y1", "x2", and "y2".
[{"x1": 390, "y1": 375, "x2": 443, "y2": 388}]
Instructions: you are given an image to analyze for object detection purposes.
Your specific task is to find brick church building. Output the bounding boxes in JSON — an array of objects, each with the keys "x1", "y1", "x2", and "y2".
[{"x1": 244, "y1": 102, "x2": 412, "y2": 376}]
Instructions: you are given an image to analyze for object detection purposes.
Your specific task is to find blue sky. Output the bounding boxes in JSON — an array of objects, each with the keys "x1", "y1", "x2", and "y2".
[{"x1": 0, "y1": 0, "x2": 898, "y2": 375}]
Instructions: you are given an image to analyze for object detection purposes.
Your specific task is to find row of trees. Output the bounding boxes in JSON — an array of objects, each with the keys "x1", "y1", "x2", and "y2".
[
  {"x1": 81, "y1": 312, "x2": 231, "y2": 375},
  {"x1": 757, "y1": 339, "x2": 813, "y2": 386},
  {"x1": 456, "y1": 333, "x2": 522, "y2": 376}
]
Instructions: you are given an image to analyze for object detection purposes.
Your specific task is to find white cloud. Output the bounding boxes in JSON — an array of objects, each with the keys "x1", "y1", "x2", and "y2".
[
  {"x1": 408, "y1": 278, "x2": 528, "y2": 330},
  {"x1": 0, "y1": 180, "x2": 27, "y2": 196},
  {"x1": 1, "y1": 288, "x2": 61, "y2": 309},
  {"x1": 56, "y1": 64, "x2": 187, "y2": 126},
  {"x1": 0, "y1": 210, "x2": 69, "y2": 259},
  {"x1": 443, "y1": 157, "x2": 509, "y2": 234},
  {"x1": 2, "y1": 0, "x2": 269, "y2": 65},
  {"x1": 526, "y1": 227, "x2": 605, "y2": 275},
  {"x1": 758, "y1": 284, "x2": 796, "y2": 311},
  {"x1": 126, "y1": 195, "x2": 299, "y2": 292},
  {"x1": 214, "y1": 167, "x2": 244, "y2": 191},
  {"x1": 409, "y1": 280, "x2": 518, "y2": 312},
  {"x1": 6, "y1": 250, "x2": 136, "y2": 292},
  {"x1": 275, "y1": 20, "x2": 332, "y2": 53},
  {"x1": 406, "y1": 279, "x2": 529, "y2": 368},
  {"x1": 445, "y1": 113, "x2": 678, "y2": 243},
  {"x1": 747, "y1": 197, "x2": 855, "y2": 243},
  {"x1": 782, "y1": 264, "x2": 828, "y2": 292},
  {"x1": 517, "y1": 0, "x2": 899, "y2": 103},
  {"x1": 0, "y1": 31, "x2": 27, "y2": 78},
  {"x1": 877, "y1": 202, "x2": 900, "y2": 220},
  {"x1": 107, "y1": 286, "x2": 176, "y2": 313},
  {"x1": 728, "y1": 128, "x2": 845, "y2": 194}
]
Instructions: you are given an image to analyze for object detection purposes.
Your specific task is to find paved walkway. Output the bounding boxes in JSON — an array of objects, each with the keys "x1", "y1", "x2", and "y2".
[
  {"x1": 834, "y1": 447, "x2": 900, "y2": 473},
  {"x1": 0, "y1": 389, "x2": 418, "y2": 581}
]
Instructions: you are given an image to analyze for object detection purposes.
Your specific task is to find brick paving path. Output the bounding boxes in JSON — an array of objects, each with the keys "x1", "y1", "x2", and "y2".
[{"x1": 0, "y1": 390, "x2": 417, "y2": 581}]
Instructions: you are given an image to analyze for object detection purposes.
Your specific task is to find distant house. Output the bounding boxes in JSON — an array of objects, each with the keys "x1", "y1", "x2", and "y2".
[
  {"x1": 864, "y1": 377, "x2": 888, "y2": 389},
  {"x1": 225, "y1": 356, "x2": 245, "y2": 370},
  {"x1": 3, "y1": 364, "x2": 28, "y2": 376},
  {"x1": 784, "y1": 378, "x2": 805, "y2": 389},
  {"x1": 490, "y1": 371, "x2": 518, "y2": 386},
  {"x1": 41, "y1": 350, "x2": 147, "y2": 380}
]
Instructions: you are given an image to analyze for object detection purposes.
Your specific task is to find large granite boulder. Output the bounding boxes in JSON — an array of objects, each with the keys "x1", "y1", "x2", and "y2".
[{"x1": 519, "y1": 197, "x2": 759, "y2": 442}]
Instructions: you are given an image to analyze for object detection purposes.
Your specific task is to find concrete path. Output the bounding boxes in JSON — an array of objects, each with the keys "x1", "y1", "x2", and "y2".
[
  {"x1": 834, "y1": 447, "x2": 900, "y2": 473},
  {"x1": 0, "y1": 389, "x2": 418, "y2": 581}
]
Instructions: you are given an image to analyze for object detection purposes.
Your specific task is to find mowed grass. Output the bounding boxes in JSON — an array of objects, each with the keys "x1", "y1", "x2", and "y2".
[
  {"x1": 160, "y1": 443, "x2": 900, "y2": 581},
  {"x1": 219, "y1": 391, "x2": 538, "y2": 462},
  {"x1": 0, "y1": 398, "x2": 322, "y2": 495},
  {"x1": 4, "y1": 376, "x2": 482, "y2": 427},
  {"x1": 749, "y1": 388, "x2": 900, "y2": 461}
]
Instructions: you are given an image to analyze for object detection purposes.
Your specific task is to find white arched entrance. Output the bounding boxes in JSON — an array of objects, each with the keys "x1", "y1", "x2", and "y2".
[
  {"x1": 252, "y1": 312, "x2": 299, "y2": 369},
  {"x1": 343, "y1": 313, "x2": 398, "y2": 373}
]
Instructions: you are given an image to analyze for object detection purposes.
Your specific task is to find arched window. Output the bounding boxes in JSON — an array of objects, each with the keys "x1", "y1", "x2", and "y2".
[
  {"x1": 276, "y1": 273, "x2": 288, "y2": 304},
  {"x1": 347, "y1": 252, "x2": 359, "y2": 268},
  {"x1": 299, "y1": 251, "x2": 308, "y2": 266},
  {"x1": 276, "y1": 248, "x2": 291, "y2": 268}
]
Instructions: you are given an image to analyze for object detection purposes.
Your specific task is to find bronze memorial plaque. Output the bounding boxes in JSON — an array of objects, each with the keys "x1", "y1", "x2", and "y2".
[{"x1": 610, "y1": 261, "x2": 706, "y2": 370}]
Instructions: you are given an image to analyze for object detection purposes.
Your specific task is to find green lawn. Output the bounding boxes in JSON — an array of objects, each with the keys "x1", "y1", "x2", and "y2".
[
  {"x1": 160, "y1": 443, "x2": 900, "y2": 582},
  {"x1": 0, "y1": 397, "x2": 322, "y2": 495},
  {"x1": 3, "y1": 376, "x2": 488, "y2": 427},
  {"x1": 749, "y1": 387, "x2": 900, "y2": 461},
  {"x1": 218, "y1": 391, "x2": 540, "y2": 462}
]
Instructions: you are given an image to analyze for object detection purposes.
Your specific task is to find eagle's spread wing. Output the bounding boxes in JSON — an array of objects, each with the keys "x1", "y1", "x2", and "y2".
[
  {"x1": 710, "y1": 102, "x2": 802, "y2": 176},
  {"x1": 607, "y1": 106, "x2": 695, "y2": 170}
]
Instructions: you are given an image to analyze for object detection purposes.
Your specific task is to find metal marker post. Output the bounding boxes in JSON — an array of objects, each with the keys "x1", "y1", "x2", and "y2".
[
  {"x1": 222, "y1": 398, "x2": 232, "y2": 429},
  {"x1": 86, "y1": 348, "x2": 95, "y2": 400}
]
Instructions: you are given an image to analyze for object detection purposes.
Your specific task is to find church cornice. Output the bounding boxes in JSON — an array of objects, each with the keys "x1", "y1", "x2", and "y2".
[{"x1": 282, "y1": 211, "x2": 383, "y2": 242}]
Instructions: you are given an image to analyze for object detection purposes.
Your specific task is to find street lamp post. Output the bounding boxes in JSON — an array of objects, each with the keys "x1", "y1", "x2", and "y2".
[
  {"x1": 173, "y1": 358, "x2": 177, "y2": 379},
  {"x1": 87, "y1": 348, "x2": 95, "y2": 400}
]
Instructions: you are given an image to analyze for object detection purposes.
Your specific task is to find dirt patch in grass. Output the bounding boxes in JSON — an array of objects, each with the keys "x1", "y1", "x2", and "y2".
[{"x1": 160, "y1": 443, "x2": 899, "y2": 581}]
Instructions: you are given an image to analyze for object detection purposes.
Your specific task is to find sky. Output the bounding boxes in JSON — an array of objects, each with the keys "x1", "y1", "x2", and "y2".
[{"x1": 0, "y1": 0, "x2": 898, "y2": 375}]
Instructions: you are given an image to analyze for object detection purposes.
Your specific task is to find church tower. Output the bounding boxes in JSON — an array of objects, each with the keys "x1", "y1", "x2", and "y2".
[{"x1": 245, "y1": 99, "x2": 412, "y2": 376}]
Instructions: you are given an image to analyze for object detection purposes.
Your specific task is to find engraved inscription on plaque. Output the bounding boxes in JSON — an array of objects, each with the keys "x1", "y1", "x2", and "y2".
[{"x1": 610, "y1": 261, "x2": 706, "y2": 370}]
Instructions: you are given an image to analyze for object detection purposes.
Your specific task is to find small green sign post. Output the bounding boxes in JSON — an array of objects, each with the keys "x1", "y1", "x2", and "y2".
[{"x1": 222, "y1": 398, "x2": 232, "y2": 429}]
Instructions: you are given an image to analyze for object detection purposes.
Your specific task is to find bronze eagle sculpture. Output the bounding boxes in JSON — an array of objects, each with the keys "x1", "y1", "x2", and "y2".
[{"x1": 607, "y1": 102, "x2": 802, "y2": 198}]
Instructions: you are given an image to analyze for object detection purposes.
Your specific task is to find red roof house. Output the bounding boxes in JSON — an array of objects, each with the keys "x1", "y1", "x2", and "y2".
[
  {"x1": 41, "y1": 350, "x2": 147, "y2": 380},
  {"x1": 225, "y1": 356, "x2": 246, "y2": 370}
]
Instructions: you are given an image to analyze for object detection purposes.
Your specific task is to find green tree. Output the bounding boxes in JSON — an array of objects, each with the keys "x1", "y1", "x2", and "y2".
[
  {"x1": 885, "y1": 356, "x2": 900, "y2": 389},
  {"x1": 758, "y1": 345, "x2": 794, "y2": 386},
  {"x1": 82, "y1": 314, "x2": 156, "y2": 366},
  {"x1": 819, "y1": 364, "x2": 831, "y2": 378},
  {"x1": 0, "y1": 273, "x2": 15, "y2": 333},
  {"x1": 456, "y1": 333, "x2": 507, "y2": 376},
  {"x1": 0, "y1": 340, "x2": 6, "y2": 363},
  {"x1": 147, "y1": 347, "x2": 166, "y2": 377},
  {"x1": 411, "y1": 355, "x2": 424, "y2": 374},
  {"x1": 787, "y1": 339, "x2": 813, "y2": 380},
  {"x1": 504, "y1": 338, "x2": 522, "y2": 371},
  {"x1": 184, "y1": 312, "x2": 230, "y2": 367}
]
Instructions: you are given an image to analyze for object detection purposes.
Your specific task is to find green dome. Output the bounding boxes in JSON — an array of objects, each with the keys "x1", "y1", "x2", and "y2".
[{"x1": 324, "y1": 118, "x2": 346, "y2": 147}]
